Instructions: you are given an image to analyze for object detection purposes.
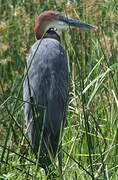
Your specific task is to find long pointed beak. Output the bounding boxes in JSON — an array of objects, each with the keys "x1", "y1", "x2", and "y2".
[{"x1": 59, "y1": 15, "x2": 97, "y2": 29}]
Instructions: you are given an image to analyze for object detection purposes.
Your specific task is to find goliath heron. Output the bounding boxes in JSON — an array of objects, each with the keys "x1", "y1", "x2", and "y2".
[{"x1": 23, "y1": 11, "x2": 97, "y2": 170}]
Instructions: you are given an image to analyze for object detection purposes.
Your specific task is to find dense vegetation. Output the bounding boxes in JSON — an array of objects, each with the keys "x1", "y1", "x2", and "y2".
[{"x1": 0, "y1": 0, "x2": 118, "y2": 179}]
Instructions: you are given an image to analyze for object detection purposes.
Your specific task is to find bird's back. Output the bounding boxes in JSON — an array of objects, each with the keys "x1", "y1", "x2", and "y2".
[{"x1": 23, "y1": 38, "x2": 68, "y2": 167}]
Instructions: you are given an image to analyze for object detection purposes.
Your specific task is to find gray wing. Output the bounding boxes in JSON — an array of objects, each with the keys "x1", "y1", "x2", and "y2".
[{"x1": 23, "y1": 38, "x2": 69, "y2": 157}]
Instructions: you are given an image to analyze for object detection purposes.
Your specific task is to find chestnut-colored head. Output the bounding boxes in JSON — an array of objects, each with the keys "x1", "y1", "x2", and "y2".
[
  {"x1": 35, "y1": 11, "x2": 61, "y2": 40},
  {"x1": 35, "y1": 11, "x2": 97, "y2": 40}
]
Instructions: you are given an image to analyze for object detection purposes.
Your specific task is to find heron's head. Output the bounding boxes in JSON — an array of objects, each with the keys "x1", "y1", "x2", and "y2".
[{"x1": 35, "y1": 11, "x2": 97, "y2": 40}]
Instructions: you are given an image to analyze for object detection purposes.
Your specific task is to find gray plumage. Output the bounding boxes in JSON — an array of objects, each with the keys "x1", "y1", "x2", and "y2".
[{"x1": 23, "y1": 38, "x2": 69, "y2": 168}]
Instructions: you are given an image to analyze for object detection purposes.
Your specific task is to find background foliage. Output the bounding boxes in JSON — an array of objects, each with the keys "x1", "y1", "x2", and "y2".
[{"x1": 0, "y1": 0, "x2": 118, "y2": 179}]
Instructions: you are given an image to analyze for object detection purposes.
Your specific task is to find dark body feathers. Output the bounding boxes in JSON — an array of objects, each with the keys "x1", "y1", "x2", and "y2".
[{"x1": 23, "y1": 38, "x2": 68, "y2": 168}]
